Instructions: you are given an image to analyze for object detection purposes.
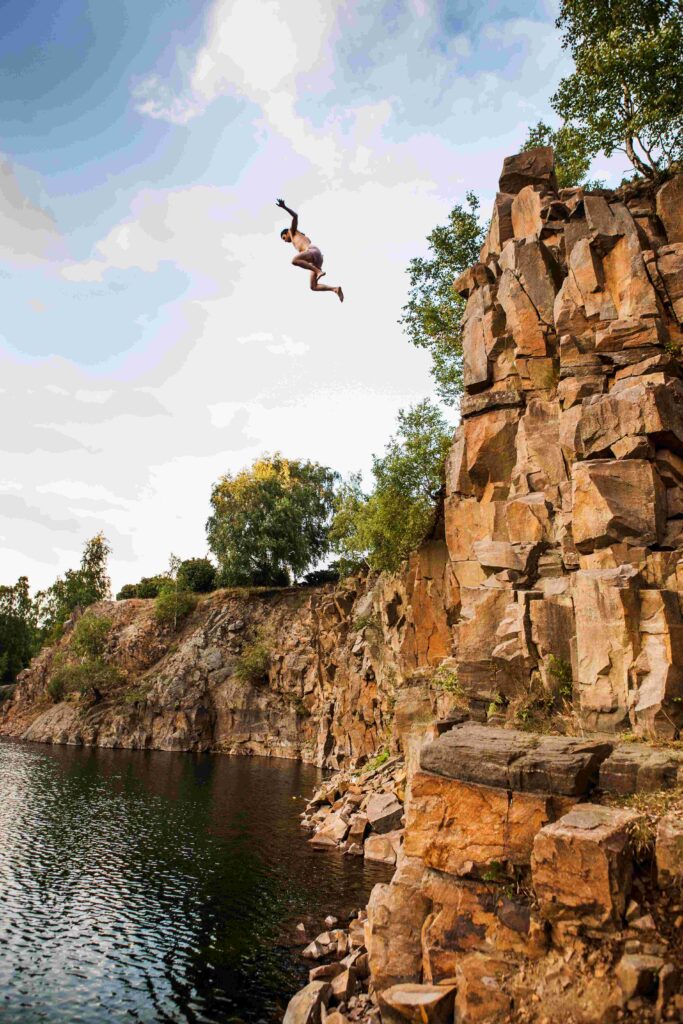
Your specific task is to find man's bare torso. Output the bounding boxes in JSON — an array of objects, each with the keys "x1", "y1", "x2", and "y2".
[{"x1": 290, "y1": 229, "x2": 313, "y2": 254}]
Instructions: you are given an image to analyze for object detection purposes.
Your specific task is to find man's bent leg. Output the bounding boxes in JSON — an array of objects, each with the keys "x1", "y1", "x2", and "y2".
[
  {"x1": 309, "y1": 273, "x2": 344, "y2": 301},
  {"x1": 293, "y1": 254, "x2": 324, "y2": 277}
]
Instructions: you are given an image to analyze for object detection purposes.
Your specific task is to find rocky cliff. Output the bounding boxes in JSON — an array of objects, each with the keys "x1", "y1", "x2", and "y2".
[
  {"x1": 0, "y1": 548, "x2": 452, "y2": 765},
  {"x1": 4, "y1": 147, "x2": 683, "y2": 1022}
]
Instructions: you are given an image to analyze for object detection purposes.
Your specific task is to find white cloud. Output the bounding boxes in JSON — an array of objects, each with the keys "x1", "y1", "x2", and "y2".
[{"x1": 0, "y1": 157, "x2": 64, "y2": 265}]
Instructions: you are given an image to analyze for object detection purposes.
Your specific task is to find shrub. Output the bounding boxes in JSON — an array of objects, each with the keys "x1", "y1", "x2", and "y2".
[
  {"x1": 234, "y1": 633, "x2": 271, "y2": 683},
  {"x1": 137, "y1": 576, "x2": 166, "y2": 599},
  {"x1": 47, "y1": 659, "x2": 123, "y2": 703},
  {"x1": 302, "y1": 567, "x2": 340, "y2": 586},
  {"x1": 547, "y1": 655, "x2": 573, "y2": 699},
  {"x1": 177, "y1": 558, "x2": 217, "y2": 594},
  {"x1": 116, "y1": 584, "x2": 138, "y2": 601},
  {"x1": 71, "y1": 614, "x2": 112, "y2": 661},
  {"x1": 153, "y1": 587, "x2": 197, "y2": 630},
  {"x1": 362, "y1": 749, "x2": 390, "y2": 774}
]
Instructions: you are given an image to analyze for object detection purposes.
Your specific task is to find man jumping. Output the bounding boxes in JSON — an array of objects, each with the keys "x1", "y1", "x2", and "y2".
[{"x1": 276, "y1": 199, "x2": 344, "y2": 302}]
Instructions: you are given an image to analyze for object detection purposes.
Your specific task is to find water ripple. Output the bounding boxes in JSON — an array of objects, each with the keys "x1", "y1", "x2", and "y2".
[{"x1": 0, "y1": 741, "x2": 390, "y2": 1023}]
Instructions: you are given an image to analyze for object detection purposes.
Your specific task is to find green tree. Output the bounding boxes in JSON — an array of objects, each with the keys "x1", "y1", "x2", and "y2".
[
  {"x1": 153, "y1": 554, "x2": 197, "y2": 631},
  {"x1": 0, "y1": 577, "x2": 40, "y2": 683},
  {"x1": 206, "y1": 455, "x2": 339, "y2": 586},
  {"x1": 521, "y1": 121, "x2": 604, "y2": 189},
  {"x1": 400, "y1": 193, "x2": 485, "y2": 407},
  {"x1": 552, "y1": 0, "x2": 683, "y2": 178},
  {"x1": 38, "y1": 533, "x2": 112, "y2": 638},
  {"x1": 330, "y1": 400, "x2": 453, "y2": 574},
  {"x1": 177, "y1": 557, "x2": 217, "y2": 593}
]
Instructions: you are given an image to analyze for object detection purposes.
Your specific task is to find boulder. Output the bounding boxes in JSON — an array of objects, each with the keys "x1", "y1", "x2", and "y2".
[
  {"x1": 420, "y1": 872, "x2": 546, "y2": 982},
  {"x1": 510, "y1": 186, "x2": 545, "y2": 240},
  {"x1": 454, "y1": 953, "x2": 513, "y2": 1024},
  {"x1": 419, "y1": 723, "x2": 611, "y2": 796},
  {"x1": 571, "y1": 459, "x2": 666, "y2": 551},
  {"x1": 309, "y1": 811, "x2": 349, "y2": 847},
  {"x1": 364, "y1": 829, "x2": 403, "y2": 865},
  {"x1": 573, "y1": 566, "x2": 640, "y2": 730},
  {"x1": 459, "y1": 407, "x2": 521, "y2": 497},
  {"x1": 497, "y1": 269, "x2": 547, "y2": 356},
  {"x1": 499, "y1": 146, "x2": 557, "y2": 194},
  {"x1": 405, "y1": 771, "x2": 567, "y2": 875},
  {"x1": 599, "y1": 744, "x2": 683, "y2": 794},
  {"x1": 500, "y1": 238, "x2": 563, "y2": 324},
  {"x1": 615, "y1": 953, "x2": 663, "y2": 1000},
  {"x1": 283, "y1": 982, "x2": 330, "y2": 1024},
  {"x1": 601, "y1": 204, "x2": 659, "y2": 319},
  {"x1": 656, "y1": 812, "x2": 683, "y2": 887},
  {"x1": 531, "y1": 804, "x2": 641, "y2": 927},
  {"x1": 380, "y1": 983, "x2": 456, "y2": 1024},
  {"x1": 365, "y1": 792, "x2": 403, "y2": 834},
  {"x1": 330, "y1": 967, "x2": 356, "y2": 1002},
  {"x1": 481, "y1": 193, "x2": 514, "y2": 258},
  {"x1": 656, "y1": 174, "x2": 683, "y2": 243},
  {"x1": 656, "y1": 243, "x2": 683, "y2": 323},
  {"x1": 365, "y1": 858, "x2": 430, "y2": 992},
  {"x1": 631, "y1": 589, "x2": 683, "y2": 734}
]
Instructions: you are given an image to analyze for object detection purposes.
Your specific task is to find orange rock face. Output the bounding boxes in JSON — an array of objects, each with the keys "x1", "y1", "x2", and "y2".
[
  {"x1": 531, "y1": 804, "x2": 641, "y2": 927},
  {"x1": 404, "y1": 771, "x2": 560, "y2": 876}
]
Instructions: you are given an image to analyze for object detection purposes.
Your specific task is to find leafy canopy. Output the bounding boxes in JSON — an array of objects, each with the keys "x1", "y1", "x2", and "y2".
[
  {"x1": 206, "y1": 455, "x2": 339, "y2": 586},
  {"x1": 399, "y1": 193, "x2": 484, "y2": 407},
  {"x1": 37, "y1": 533, "x2": 111, "y2": 639},
  {"x1": 0, "y1": 577, "x2": 40, "y2": 683},
  {"x1": 552, "y1": 0, "x2": 683, "y2": 178},
  {"x1": 330, "y1": 400, "x2": 452, "y2": 574}
]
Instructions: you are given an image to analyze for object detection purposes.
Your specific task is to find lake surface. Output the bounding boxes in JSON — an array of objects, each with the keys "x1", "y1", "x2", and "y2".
[{"x1": 0, "y1": 741, "x2": 391, "y2": 1024}]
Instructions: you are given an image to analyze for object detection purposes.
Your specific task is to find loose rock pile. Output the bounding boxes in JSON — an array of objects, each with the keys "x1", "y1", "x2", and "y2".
[
  {"x1": 284, "y1": 911, "x2": 379, "y2": 1024},
  {"x1": 301, "y1": 757, "x2": 407, "y2": 866}
]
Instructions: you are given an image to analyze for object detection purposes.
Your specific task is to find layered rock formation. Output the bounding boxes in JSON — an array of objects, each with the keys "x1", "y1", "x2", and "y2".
[
  {"x1": 445, "y1": 147, "x2": 683, "y2": 737},
  {"x1": 0, "y1": 559, "x2": 451, "y2": 764}
]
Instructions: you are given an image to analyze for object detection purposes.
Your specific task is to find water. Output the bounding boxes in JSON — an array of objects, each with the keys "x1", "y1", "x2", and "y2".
[{"x1": 0, "y1": 740, "x2": 391, "y2": 1024}]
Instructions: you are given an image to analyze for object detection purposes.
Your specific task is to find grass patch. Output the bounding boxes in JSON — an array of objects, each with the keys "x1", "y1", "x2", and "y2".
[{"x1": 362, "y1": 749, "x2": 390, "y2": 774}]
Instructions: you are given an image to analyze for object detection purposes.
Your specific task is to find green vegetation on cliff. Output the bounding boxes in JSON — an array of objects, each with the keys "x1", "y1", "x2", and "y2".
[{"x1": 330, "y1": 399, "x2": 452, "y2": 573}]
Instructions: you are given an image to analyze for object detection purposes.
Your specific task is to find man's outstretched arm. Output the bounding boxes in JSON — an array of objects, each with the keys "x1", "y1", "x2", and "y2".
[{"x1": 276, "y1": 197, "x2": 298, "y2": 233}]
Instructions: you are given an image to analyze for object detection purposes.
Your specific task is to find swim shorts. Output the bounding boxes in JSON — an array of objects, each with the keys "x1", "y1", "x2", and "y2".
[{"x1": 303, "y1": 246, "x2": 323, "y2": 268}]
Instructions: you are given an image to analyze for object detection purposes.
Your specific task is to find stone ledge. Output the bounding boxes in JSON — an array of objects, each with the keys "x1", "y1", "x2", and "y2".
[
  {"x1": 420, "y1": 723, "x2": 612, "y2": 796},
  {"x1": 599, "y1": 743, "x2": 683, "y2": 795}
]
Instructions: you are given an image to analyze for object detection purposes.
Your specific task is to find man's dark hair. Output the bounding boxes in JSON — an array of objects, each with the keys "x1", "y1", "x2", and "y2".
[{"x1": 280, "y1": 228, "x2": 289, "y2": 238}]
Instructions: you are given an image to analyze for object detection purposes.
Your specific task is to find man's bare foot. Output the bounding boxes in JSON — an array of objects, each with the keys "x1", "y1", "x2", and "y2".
[
  {"x1": 316, "y1": 270, "x2": 326, "y2": 280},
  {"x1": 336, "y1": 286, "x2": 344, "y2": 303}
]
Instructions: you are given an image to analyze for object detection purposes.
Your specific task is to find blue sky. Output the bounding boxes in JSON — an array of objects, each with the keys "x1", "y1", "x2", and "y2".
[{"x1": 0, "y1": 0, "x2": 631, "y2": 590}]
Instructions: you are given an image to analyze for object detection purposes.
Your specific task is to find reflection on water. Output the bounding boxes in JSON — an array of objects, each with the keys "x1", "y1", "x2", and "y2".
[{"x1": 0, "y1": 741, "x2": 390, "y2": 1023}]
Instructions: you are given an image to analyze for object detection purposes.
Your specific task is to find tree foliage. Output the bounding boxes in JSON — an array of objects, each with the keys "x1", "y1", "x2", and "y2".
[
  {"x1": 522, "y1": 121, "x2": 604, "y2": 189},
  {"x1": 0, "y1": 577, "x2": 40, "y2": 683},
  {"x1": 552, "y1": 0, "x2": 683, "y2": 178},
  {"x1": 330, "y1": 400, "x2": 453, "y2": 574},
  {"x1": 153, "y1": 554, "x2": 197, "y2": 631},
  {"x1": 399, "y1": 193, "x2": 485, "y2": 407},
  {"x1": 206, "y1": 455, "x2": 339, "y2": 586},
  {"x1": 38, "y1": 533, "x2": 112, "y2": 638},
  {"x1": 177, "y1": 558, "x2": 217, "y2": 594}
]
